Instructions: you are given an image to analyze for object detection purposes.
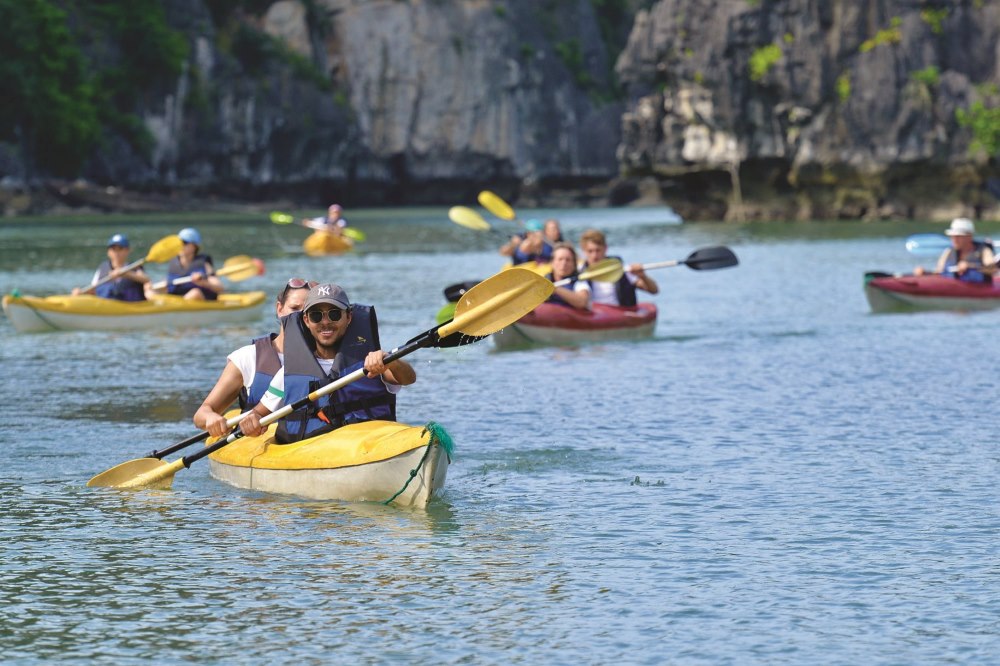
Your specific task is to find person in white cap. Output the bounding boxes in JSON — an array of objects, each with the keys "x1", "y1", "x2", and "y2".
[{"x1": 914, "y1": 218, "x2": 996, "y2": 283}]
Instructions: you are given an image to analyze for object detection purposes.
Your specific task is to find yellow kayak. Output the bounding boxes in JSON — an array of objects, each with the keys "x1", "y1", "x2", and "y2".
[
  {"x1": 2, "y1": 291, "x2": 267, "y2": 333},
  {"x1": 303, "y1": 230, "x2": 354, "y2": 256},
  {"x1": 207, "y1": 420, "x2": 452, "y2": 507}
]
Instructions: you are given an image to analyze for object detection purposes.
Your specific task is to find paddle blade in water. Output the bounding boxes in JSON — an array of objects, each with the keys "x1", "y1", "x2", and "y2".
[
  {"x1": 477, "y1": 190, "x2": 516, "y2": 221},
  {"x1": 683, "y1": 246, "x2": 739, "y2": 270},
  {"x1": 343, "y1": 227, "x2": 366, "y2": 242},
  {"x1": 448, "y1": 206, "x2": 491, "y2": 231},
  {"x1": 442, "y1": 268, "x2": 553, "y2": 338},
  {"x1": 905, "y1": 233, "x2": 950, "y2": 256},
  {"x1": 146, "y1": 235, "x2": 184, "y2": 263}
]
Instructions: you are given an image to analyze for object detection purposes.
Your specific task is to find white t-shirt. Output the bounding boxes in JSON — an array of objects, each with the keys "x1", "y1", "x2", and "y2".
[
  {"x1": 227, "y1": 343, "x2": 285, "y2": 391},
  {"x1": 589, "y1": 271, "x2": 638, "y2": 306},
  {"x1": 260, "y1": 361, "x2": 402, "y2": 412}
]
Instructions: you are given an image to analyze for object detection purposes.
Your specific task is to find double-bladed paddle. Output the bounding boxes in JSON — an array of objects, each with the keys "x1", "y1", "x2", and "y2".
[
  {"x1": 77, "y1": 235, "x2": 184, "y2": 294},
  {"x1": 557, "y1": 246, "x2": 739, "y2": 286},
  {"x1": 88, "y1": 268, "x2": 555, "y2": 491},
  {"x1": 270, "y1": 210, "x2": 366, "y2": 242},
  {"x1": 149, "y1": 255, "x2": 265, "y2": 291}
]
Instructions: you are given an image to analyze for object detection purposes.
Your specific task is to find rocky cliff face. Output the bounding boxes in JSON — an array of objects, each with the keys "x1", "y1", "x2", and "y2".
[
  {"x1": 7, "y1": 0, "x2": 999, "y2": 220},
  {"x1": 80, "y1": 0, "x2": 626, "y2": 208},
  {"x1": 615, "y1": 0, "x2": 1000, "y2": 220}
]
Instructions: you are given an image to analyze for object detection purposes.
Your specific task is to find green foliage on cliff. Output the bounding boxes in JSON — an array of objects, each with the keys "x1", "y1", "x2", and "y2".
[
  {"x1": 910, "y1": 66, "x2": 940, "y2": 87},
  {"x1": 0, "y1": 0, "x2": 188, "y2": 177},
  {"x1": 956, "y1": 101, "x2": 1000, "y2": 157},
  {"x1": 859, "y1": 17, "x2": 902, "y2": 53},
  {"x1": 836, "y1": 73, "x2": 851, "y2": 102},
  {"x1": 749, "y1": 44, "x2": 781, "y2": 82},
  {"x1": 920, "y1": 8, "x2": 948, "y2": 34},
  {"x1": 0, "y1": 0, "x2": 99, "y2": 176}
]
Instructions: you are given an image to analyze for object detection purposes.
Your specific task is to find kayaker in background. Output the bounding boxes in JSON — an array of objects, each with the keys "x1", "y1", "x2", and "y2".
[
  {"x1": 547, "y1": 243, "x2": 591, "y2": 310},
  {"x1": 304, "y1": 204, "x2": 347, "y2": 236},
  {"x1": 164, "y1": 228, "x2": 225, "y2": 300},
  {"x1": 72, "y1": 233, "x2": 150, "y2": 301},
  {"x1": 914, "y1": 218, "x2": 996, "y2": 283},
  {"x1": 502, "y1": 219, "x2": 553, "y2": 265},
  {"x1": 579, "y1": 228, "x2": 659, "y2": 306},
  {"x1": 544, "y1": 218, "x2": 565, "y2": 244},
  {"x1": 238, "y1": 283, "x2": 416, "y2": 443},
  {"x1": 193, "y1": 278, "x2": 316, "y2": 438}
]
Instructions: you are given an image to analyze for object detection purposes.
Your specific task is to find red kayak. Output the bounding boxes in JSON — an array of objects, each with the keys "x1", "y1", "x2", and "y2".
[
  {"x1": 864, "y1": 272, "x2": 1000, "y2": 313},
  {"x1": 493, "y1": 302, "x2": 658, "y2": 349}
]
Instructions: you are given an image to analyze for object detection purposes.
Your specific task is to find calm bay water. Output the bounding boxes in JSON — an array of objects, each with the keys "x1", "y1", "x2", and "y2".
[{"x1": 2, "y1": 209, "x2": 998, "y2": 663}]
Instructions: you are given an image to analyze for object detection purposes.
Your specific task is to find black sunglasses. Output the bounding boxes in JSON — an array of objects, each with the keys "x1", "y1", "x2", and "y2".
[{"x1": 306, "y1": 308, "x2": 345, "y2": 323}]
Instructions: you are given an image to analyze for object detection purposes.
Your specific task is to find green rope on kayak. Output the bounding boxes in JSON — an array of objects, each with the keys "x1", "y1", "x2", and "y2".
[{"x1": 382, "y1": 421, "x2": 454, "y2": 505}]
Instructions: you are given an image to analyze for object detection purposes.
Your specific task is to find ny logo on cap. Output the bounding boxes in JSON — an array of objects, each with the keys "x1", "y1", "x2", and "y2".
[{"x1": 317, "y1": 285, "x2": 331, "y2": 296}]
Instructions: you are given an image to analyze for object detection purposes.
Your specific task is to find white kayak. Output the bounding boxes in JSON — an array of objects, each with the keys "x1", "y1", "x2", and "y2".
[{"x1": 207, "y1": 420, "x2": 452, "y2": 507}]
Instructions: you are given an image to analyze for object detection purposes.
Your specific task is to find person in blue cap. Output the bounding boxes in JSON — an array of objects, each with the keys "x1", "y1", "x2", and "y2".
[
  {"x1": 163, "y1": 228, "x2": 225, "y2": 300},
  {"x1": 72, "y1": 233, "x2": 150, "y2": 301},
  {"x1": 500, "y1": 218, "x2": 554, "y2": 265}
]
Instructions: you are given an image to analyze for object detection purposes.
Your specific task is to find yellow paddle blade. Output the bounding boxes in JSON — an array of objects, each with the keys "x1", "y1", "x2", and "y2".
[
  {"x1": 448, "y1": 206, "x2": 491, "y2": 231},
  {"x1": 343, "y1": 227, "x2": 366, "y2": 242},
  {"x1": 440, "y1": 268, "x2": 554, "y2": 338},
  {"x1": 578, "y1": 258, "x2": 625, "y2": 283},
  {"x1": 478, "y1": 190, "x2": 516, "y2": 221},
  {"x1": 270, "y1": 211, "x2": 295, "y2": 224},
  {"x1": 145, "y1": 235, "x2": 184, "y2": 263},
  {"x1": 87, "y1": 457, "x2": 179, "y2": 489},
  {"x1": 216, "y1": 258, "x2": 265, "y2": 281}
]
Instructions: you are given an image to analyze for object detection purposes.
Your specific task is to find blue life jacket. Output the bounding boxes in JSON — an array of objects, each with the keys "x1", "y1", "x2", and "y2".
[
  {"x1": 238, "y1": 334, "x2": 281, "y2": 411},
  {"x1": 93, "y1": 260, "x2": 146, "y2": 301},
  {"x1": 166, "y1": 254, "x2": 218, "y2": 300},
  {"x1": 585, "y1": 255, "x2": 637, "y2": 306},
  {"x1": 275, "y1": 305, "x2": 396, "y2": 444},
  {"x1": 944, "y1": 243, "x2": 993, "y2": 284},
  {"x1": 512, "y1": 240, "x2": 554, "y2": 265}
]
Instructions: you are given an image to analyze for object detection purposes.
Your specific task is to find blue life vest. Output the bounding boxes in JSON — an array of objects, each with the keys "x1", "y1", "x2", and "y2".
[
  {"x1": 512, "y1": 240, "x2": 554, "y2": 265},
  {"x1": 93, "y1": 260, "x2": 146, "y2": 301},
  {"x1": 585, "y1": 255, "x2": 637, "y2": 306},
  {"x1": 944, "y1": 243, "x2": 993, "y2": 284},
  {"x1": 238, "y1": 334, "x2": 281, "y2": 411},
  {"x1": 166, "y1": 254, "x2": 218, "y2": 300},
  {"x1": 275, "y1": 305, "x2": 396, "y2": 444}
]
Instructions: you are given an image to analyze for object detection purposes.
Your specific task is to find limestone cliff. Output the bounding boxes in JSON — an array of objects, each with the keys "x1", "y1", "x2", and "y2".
[{"x1": 614, "y1": 0, "x2": 1000, "y2": 220}]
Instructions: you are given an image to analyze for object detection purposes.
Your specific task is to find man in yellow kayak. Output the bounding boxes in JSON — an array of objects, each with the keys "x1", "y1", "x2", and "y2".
[
  {"x1": 72, "y1": 233, "x2": 151, "y2": 301},
  {"x1": 579, "y1": 228, "x2": 659, "y2": 306},
  {"x1": 193, "y1": 278, "x2": 316, "y2": 438},
  {"x1": 238, "y1": 283, "x2": 416, "y2": 443},
  {"x1": 304, "y1": 204, "x2": 348, "y2": 235}
]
